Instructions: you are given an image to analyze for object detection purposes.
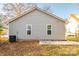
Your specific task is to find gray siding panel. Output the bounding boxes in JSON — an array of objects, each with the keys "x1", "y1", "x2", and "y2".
[{"x1": 9, "y1": 10, "x2": 65, "y2": 40}]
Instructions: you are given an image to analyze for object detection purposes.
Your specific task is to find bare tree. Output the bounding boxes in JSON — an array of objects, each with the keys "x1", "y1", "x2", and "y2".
[
  {"x1": 40, "y1": 4, "x2": 52, "y2": 11},
  {"x1": 0, "y1": 14, "x2": 4, "y2": 36},
  {"x1": 2, "y1": 3, "x2": 37, "y2": 18},
  {"x1": 2, "y1": 3, "x2": 53, "y2": 19},
  {"x1": 43, "y1": 5, "x2": 51, "y2": 10}
]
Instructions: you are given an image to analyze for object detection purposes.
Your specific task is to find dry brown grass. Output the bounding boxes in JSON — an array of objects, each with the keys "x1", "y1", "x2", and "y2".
[
  {"x1": 0, "y1": 40, "x2": 79, "y2": 56},
  {"x1": 0, "y1": 37, "x2": 8, "y2": 43}
]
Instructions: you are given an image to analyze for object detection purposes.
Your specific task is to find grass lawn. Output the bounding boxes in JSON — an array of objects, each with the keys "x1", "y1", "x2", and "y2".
[
  {"x1": 0, "y1": 40, "x2": 79, "y2": 56},
  {"x1": 66, "y1": 36, "x2": 79, "y2": 41}
]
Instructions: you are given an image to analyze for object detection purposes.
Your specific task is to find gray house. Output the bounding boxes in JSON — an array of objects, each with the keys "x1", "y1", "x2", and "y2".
[{"x1": 9, "y1": 7, "x2": 65, "y2": 41}]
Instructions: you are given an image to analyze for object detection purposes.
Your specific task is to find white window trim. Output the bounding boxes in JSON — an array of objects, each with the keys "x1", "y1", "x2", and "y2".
[
  {"x1": 26, "y1": 24, "x2": 32, "y2": 35},
  {"x1": 46, "y1": 24, "x2": 52, "y2": 35}
]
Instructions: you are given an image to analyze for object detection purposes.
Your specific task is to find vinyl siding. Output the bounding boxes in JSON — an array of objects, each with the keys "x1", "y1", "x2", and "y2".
[{"x1": 9, "y1": 9, "x2": 65, "y2": 40}]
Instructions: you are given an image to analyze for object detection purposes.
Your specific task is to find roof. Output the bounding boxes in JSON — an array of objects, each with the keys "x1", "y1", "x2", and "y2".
[
  {"x1": 9, "y1": 7, "x2": 65, "y2": 23},
  {"x1": 70, "y1": 14, "x2": 79, "y2": 23}
]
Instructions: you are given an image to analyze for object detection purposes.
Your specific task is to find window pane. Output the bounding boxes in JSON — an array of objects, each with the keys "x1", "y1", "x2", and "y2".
[
  {"x1": 48, "y1": 25, "x2": 51, "y2": 29},
  {"x1": 27, "y1": 30, "x2": 31, "y2": 35},
  {"x1": 27, "y1": 25, "x2": 31, "y2": 30},
  {"x1": 47, "y1": 30, "x2": 51, "y2": 35}
]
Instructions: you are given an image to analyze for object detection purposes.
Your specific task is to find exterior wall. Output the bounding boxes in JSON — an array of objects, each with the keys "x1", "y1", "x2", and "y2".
[
  {"x1": 66, "y1": 16, "x2": 78, "y2": 36},
  {"x1": 9, "y1": 10, "x2": 65, "y2": 40}
]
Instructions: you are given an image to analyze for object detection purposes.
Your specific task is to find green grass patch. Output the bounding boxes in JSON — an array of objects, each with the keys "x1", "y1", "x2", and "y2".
[{"x1": 66, "y1": 36, "x2": 79, "y2": 41}]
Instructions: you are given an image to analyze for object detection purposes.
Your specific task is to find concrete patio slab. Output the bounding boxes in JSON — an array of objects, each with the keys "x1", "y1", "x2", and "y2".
[{"x1": 39, "y1": 41, "x2": 79, "y2": 45}]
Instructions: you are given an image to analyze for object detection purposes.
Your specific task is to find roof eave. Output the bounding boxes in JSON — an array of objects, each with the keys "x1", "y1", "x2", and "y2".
[{"x1": 9, "y1": 7, "x2": 65, "y2": 23}]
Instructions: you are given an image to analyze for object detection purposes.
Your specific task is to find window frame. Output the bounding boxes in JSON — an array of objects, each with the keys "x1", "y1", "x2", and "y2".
[
  {"x1": 26, "y1": 24, "x2": 32, "y2": 35},
  {"x1": 46, "y1": 24, "x2": 52, "y2": 35}
]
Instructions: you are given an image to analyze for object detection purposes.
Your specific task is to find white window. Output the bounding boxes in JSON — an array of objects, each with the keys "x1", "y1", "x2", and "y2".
[
  {"x1": 26, "y1": 24, "x2": 32, "y2": 35},
  {"x1": 47, "y1": 24, "x2": 52, "y2": 35}
]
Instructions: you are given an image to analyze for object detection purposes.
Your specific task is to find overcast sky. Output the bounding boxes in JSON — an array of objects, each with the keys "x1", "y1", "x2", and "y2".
[{"x1": 0, "y1": 3, "x2": 79, "y2": 20}]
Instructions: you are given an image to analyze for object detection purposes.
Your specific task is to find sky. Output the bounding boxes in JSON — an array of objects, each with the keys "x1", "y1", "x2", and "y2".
[
  {"x1": 0, "y1": 3, "x2": 79, "y2": 20},
  {"x1": 37, "y1": 3, "x2": 79, "y2": 20}
]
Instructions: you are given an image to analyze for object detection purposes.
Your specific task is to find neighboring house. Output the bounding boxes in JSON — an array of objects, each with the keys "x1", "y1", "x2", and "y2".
[
  {"x1": 9, "y1": 7, "x2": 65, "y2": 40},
  {"x1": 66, "y1": 14, "x2": 79, "y2": 36}
]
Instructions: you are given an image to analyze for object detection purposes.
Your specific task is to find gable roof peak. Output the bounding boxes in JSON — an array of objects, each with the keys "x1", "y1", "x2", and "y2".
[{"x1": 9, "y1": 6, "x2": 65, "y2": 23}]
